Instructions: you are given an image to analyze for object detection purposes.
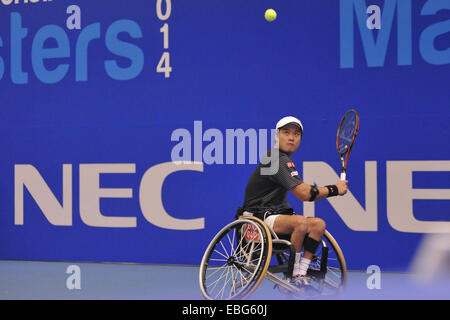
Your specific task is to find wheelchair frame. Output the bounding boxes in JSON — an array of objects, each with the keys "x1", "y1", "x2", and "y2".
[{"x1": 199, "y1": 216, "x2": 347, "y2": 300}]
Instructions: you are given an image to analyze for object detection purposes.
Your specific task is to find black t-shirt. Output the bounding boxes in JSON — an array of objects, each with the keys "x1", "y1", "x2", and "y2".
[{"x1": 242, "y1": 148, "x2": 303, "y2": 213}]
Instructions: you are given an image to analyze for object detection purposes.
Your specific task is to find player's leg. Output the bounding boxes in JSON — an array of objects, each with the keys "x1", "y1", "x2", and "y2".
[
  {"x1": 294, "y1": 217, "x2": 327, "y2": 282},
  {"x1": 303, "y1": 217, "x2": 326, "y2": 260},
  {"x1": 268, "y1": 215, "x2": 327, "y2": 282},
  {"x1": 269, "y1": 215, "x2": 310, "y2": 279},
  {"x1": 270, "y1": 214, "x2": 308, "y2": 253}
]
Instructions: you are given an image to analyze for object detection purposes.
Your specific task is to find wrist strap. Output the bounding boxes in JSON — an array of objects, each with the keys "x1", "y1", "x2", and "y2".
[{"x1": 326, "y1": 185, "x2": 339, "y2": 197}]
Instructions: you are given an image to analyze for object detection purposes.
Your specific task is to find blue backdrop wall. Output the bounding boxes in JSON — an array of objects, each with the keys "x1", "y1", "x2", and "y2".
[{"x1": 0, "y1": 0, "x2": 449, "y2": 272}]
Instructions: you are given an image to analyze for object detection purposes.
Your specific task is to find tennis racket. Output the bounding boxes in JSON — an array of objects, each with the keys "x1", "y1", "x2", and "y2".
[{"x1": 336, "y1": 109, "x2": 359, "y2": 181}]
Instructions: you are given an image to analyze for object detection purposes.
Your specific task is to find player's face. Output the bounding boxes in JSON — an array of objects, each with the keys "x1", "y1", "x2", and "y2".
[{"x1": 277, "y1": 124, "x2": 302, "y2": 153}]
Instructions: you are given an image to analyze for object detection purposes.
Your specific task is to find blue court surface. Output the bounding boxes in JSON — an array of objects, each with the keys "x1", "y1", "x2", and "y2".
[{"x1": 0, "y1": 260, "x2": 448, "y2": 300}]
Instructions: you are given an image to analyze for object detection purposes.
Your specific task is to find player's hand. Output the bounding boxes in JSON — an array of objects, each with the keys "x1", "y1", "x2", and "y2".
[{"x1": 336, "y1": 180, "x2": 348, "y2": 195}]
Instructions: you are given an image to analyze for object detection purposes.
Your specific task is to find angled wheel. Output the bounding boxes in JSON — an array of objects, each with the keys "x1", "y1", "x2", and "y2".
[
  {"x1": 199, "y1": 217, "x2": 272, "y2": 300},
  {"x1": 307, "y1": 230, "x2": 347, "y2": 295}
]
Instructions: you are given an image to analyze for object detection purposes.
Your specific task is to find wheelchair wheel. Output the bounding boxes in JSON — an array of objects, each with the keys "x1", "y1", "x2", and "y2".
[
  {"x1": 199, "y1": 217, "x2": 272, "y2": 300},
  {"x1": 307, "y1": 230, "x2": 347, "y2": 295}
]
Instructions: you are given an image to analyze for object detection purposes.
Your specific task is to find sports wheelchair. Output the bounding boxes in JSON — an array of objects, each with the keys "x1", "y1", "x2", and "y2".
[{"x1": 199, "y1": 216, "x2": 347, "y2": 300}]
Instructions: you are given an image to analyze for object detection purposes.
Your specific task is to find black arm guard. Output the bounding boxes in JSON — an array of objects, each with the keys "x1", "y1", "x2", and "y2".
[{"x1": 309, "y1": 185, "x2": 319, "y2": 201}]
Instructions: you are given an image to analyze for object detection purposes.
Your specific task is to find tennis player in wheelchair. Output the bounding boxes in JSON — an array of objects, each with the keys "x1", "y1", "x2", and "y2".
[{"x1": 236, "y1": 116, "x2": 348, "y2": 288}]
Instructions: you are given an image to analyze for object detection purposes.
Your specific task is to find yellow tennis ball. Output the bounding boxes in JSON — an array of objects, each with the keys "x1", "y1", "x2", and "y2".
[
  {"x1": 265, "y1": 9, "x2": 277, "y2": 22},
  {"x1": 345, "y1": 145, "x2": 348, "y2": 149}
]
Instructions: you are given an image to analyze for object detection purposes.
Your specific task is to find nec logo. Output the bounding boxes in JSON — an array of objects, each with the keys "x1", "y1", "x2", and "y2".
[
  {"x1": 14, "y1": 160, "x2": 450, "y2": 233},
  {"x1": 14, "y1": 162, "x2": 205, "y2": 230},
  {"x1": 303, "y1": 160, "x2": 450, "y2": 233}
]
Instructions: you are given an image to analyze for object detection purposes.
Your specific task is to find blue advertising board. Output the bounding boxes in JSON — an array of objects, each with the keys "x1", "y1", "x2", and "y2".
[{"x1": 0, "y1": 0, "x2": 449, "y2": 272}]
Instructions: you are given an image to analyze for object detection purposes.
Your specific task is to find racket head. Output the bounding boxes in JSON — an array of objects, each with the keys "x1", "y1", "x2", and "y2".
[{"x1": 336, "y1": 109, "x2": 359, "y2": 157}]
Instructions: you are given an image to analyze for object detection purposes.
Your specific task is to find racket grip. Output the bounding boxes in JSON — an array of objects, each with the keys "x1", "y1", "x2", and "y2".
[{"x1": 340, "y1": 171, "x2": 346, "y2": 181}]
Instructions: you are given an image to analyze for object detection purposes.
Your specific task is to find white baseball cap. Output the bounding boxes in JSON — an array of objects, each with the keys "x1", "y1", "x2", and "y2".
[{"x1": 276, "y1": 116, "x2": 304, "y2": 133}]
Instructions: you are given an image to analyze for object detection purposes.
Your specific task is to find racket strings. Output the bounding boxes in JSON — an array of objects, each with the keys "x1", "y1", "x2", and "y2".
[{"x1": 337, "y1": 112, "x2": 358, "y2": 155}]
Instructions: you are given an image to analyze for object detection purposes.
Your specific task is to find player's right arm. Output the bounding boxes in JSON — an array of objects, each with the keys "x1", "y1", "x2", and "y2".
[{"x1": 290, "y1": 181, "x2": 348, "y2": 202}]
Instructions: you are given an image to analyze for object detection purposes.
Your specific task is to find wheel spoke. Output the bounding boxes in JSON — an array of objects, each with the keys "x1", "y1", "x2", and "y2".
[
  {"x1": 215, "y1": 266, "x2": 232, "y2": 300},
  {"x1": 206, "y1": 263, "x2": 228, "y2": 280},
  {"x1": 227, "y1": 229, "x2": 237, "y2": 257},
  {"x1": 326, "y1": 267, "x2": 341, "y2": 279},
  {"x1": 229, "y1": 266, "x2": 238, "y2": 298},
  {"x1": 213, "y1": 244, "x2": 229, "y2": 260},
  {"x1": 232, "y1": 264, "x2": 250, "y2": 287},
  {"x1": 209, "y1": 258, "x2": 228, "y2": 262},
  {"x1": 323, "y1": 277, "x2": 340, "y2": 289},
  {"x1": 219, "y1": 239, "x2": 230, "y2": 258},
  {"x1": 207, "y1": 265, "x2": 228, "y2": 295}
]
